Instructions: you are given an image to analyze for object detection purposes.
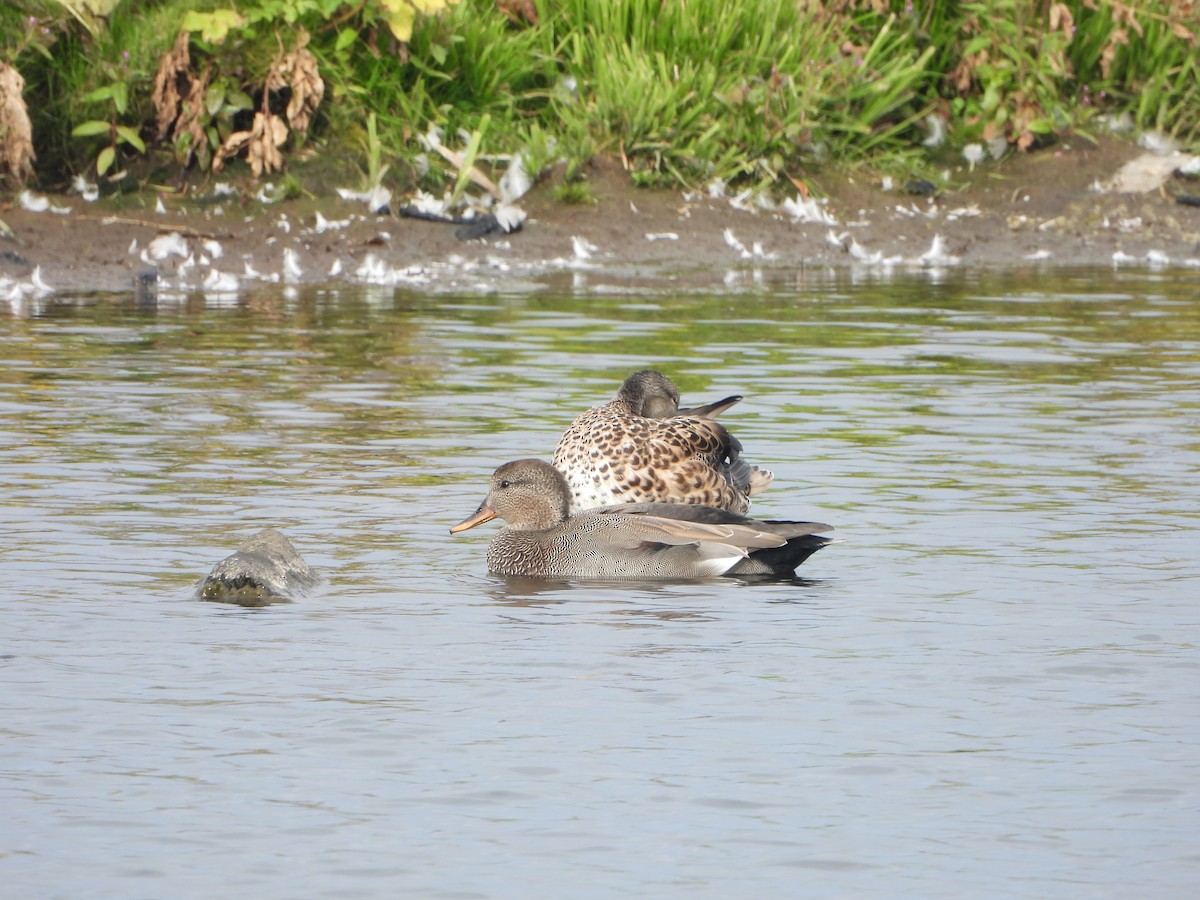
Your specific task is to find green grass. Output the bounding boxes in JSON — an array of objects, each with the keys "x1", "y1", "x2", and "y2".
[{"x1": 2, "y1": 0, "x2": 1198, "y2": 195}]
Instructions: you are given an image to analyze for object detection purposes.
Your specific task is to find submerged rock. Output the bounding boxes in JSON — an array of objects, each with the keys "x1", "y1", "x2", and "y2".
[{"x1": 197, "y1": 528, "x2": 319, "y2": 606}]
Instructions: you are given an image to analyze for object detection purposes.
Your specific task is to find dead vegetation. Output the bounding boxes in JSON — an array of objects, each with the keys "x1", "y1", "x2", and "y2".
[
  {"x1": 150, "y1": 28, "x2": 324, "y2": 177},
  {"x1": 0, "y1": 62, "x2": 36, "y2": 184}
]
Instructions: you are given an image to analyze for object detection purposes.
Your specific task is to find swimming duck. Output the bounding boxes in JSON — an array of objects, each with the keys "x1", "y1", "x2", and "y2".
[
  {"x1": 451, "y1": 459, "x2": 831, "y2": 579},
  {"x1": 551, "y1": 369, "x2": 774, "y2": 515}
]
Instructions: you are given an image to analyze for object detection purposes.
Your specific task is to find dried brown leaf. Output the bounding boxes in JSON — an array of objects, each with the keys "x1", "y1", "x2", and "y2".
[
  {"x1": 1099, "y1": 42, "x2": 1117, "y2": 81},
  {"x1": 282, "y1": 42, "x2": 324, "y2": 135},
  {"x1": 1048, "y1": 3, "x2": 1073, "y2": 35},
  {"x1": 174, "y1": 64, "x2": 210, "y2": 165},
  {"x1": 264, "y1": 30, "x2": 325, "y2": 138},
  {"x1": 0, "y1": 63, "x2": 36, "y2": 184},
  {"x1": 151, "y1": 31, "x2": 192, "y2": 141},
  {"x1": 255, "y1": 112, "x2": 288, "y2": 176},
  {"x1": 496, "y1": 0, "x2": 537, "y2": 26},
  {"x1": 1099, "y1": 27, "x2": 1129, "y2": 80},
  {"x1": 216, "y1": 112, "x2": 289, "y2": 177},
  {"x1": 213, "y1": 128, "x2": 252, "y2": 174},
  {"x1": 1112, "y1": 4, "x2": 1144, "y2": 38}
]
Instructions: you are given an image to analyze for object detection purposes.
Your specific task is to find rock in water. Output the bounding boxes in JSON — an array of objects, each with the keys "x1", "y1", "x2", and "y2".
[{"x1": 197, "y1": 528, "x2": 319, "y2": 606}]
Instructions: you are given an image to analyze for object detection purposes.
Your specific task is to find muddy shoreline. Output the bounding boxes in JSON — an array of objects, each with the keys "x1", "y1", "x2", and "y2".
[{"x1": 3, "y1": 137, "x2": 1199, "y2": 297}]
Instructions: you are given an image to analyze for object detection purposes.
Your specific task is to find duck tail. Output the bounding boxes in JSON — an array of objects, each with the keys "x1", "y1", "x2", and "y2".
[{"x1": 727, "y1": 534, "x2": 835, "y2": 576}]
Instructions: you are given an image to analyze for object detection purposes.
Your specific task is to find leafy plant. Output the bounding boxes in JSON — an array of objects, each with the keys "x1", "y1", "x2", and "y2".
[
  {"x1": 6, "y1": 0, "x2": 1200, "y2": 196},
  {"x1": 552, "y1": 177, "x2": 593, "y2": 205},
  {"x1": 70, "y1": 57, "x2": 145, "y2": 176},
  {"x1": 945, "y1": 1, "x2": 1076, "y2": 150}
]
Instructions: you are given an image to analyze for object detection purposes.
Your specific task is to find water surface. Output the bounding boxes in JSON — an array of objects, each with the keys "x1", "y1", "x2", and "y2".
[{"x1": 3, "y1": 269, "x2": 1198, "y2": 897}]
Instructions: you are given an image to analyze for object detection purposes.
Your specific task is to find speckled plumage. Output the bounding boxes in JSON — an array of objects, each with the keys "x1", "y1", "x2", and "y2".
[
  {"x1": 450, "y1": 459, "x2": 831, "y2": 580},
  {"x1": 551, "y1": 370, "x2": 773, "y2": 515}
]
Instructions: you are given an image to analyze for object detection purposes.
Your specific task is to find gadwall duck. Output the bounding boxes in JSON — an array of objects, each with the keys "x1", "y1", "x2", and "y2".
[
  {"x1": 451, "y1": 459, "x2": 831, "y2": 579},
  {"x1": 551, "y1": 370, "x2": 773, "y2": 515}
]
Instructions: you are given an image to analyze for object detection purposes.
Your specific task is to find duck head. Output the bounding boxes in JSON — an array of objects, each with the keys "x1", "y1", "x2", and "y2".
[{"x1": 450, "y1": 459, "x2": 572, "y2": 534}]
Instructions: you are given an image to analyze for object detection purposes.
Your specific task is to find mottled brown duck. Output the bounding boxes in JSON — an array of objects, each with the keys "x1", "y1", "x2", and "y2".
[{"x1": 551, "y1": 369, "x2": 773, "y2": 515}]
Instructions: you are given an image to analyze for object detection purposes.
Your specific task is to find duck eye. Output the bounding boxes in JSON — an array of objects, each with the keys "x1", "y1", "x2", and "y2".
[{"x1": 499, "y1": 479, "x2": 511, "y2": 489}]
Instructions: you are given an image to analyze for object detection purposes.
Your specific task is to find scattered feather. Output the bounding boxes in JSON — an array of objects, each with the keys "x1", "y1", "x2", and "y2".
[
  {"x1": 848, "y1": 239, "x2": 879, "y2": 263},
  {"x1": 313, "y1": 211, "x2": 351, "y2": 234},
  {"x1": 1024, "y1": 249, "x2": 1052, "y2": 260},
  {"x1": 72, "y1": 174, "x2": 99, "y2": 202},
  {"x1": 921, "y1": 113, "x2": 947, "y2": 148},
  {"x1": 728, "y1": 189, "x2": 757, "y2": 213},
  {"x1": 753, "y1": 194, "x2": 778, "y2": 213},
  {"x1": 962, "y1": 143, "x2": 985, "y2": 170},
  {"x1": 329, "y1": 258, "x2": 343, "y2": 277},
  {"x1": 201, "y1": 269, "x2": 239, "y2": 293},
  {"x1": 723, "y1": 228, "x2": 751, "y2": 259},
  {"x1": 147, "y1": 233, "x2": 189, "y2": 260},
  {"x1": 282, "y1": 248, "x2": 303, "y2": 281},
  {"x1": 645, "y1": 232, "x2": 679, "y2": 241},
  {"x1": 895, "y1": 203, "x2": 938, "y2": 219},
  {"x1": 1138, "y1": 131, "x2": 1178, "y2": 154},
  {"x1": 494, "y1": 203, "x2": 527, "y2": 234},
  {"x1": 355, "y1": 253, "x2": 430, "y2": 285},
  {"x1": 417, "y1": 124, "x2": 443, "y2": 151},
  {"x1": 571, "y1": 235, "x2": 598, "y2": 261},
  {"x1": 781, "y1": 195, "x2": 837, "y2": 225},
  {"x1": 18, "y1": 191, "x2": 49, "y2": 212},
  {"x1": 254, "y1": 183, "x2": 281, "y2": 204},
  {"x1": 984, "y1": 139, "x2": 1012, "y2": 164},
  {"x1": 404, "y1": 189, "x2": 451, "y2": 217},
  {"x1": 1111, "y1": 250, "x2": 1137, "y2": 265},
  {"x1": 917, "y1": 235, "x2": 960, "y2": 266},
  {"x1": 1145, "y1": 250, "x2": 1170, "y2": 267},
  {"x1": 30, "y1": 266, "x2": 53, "y2": 293},
  {"x1": 499, "y1": 150, "x2": 535, "y2": 203}
]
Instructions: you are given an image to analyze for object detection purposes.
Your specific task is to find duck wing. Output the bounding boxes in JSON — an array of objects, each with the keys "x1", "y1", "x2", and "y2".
[
  {"x1": 676, "y1": 394, "x2": 742, "y2": 419},
  {"x1": 593, "y1": 507, "x2": 788, "y2": 550}
]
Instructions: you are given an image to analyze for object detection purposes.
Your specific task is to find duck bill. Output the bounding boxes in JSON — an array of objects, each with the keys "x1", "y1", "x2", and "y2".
[{"x1": 450, "y1": 503, "x2": 497, "y2": 534}]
